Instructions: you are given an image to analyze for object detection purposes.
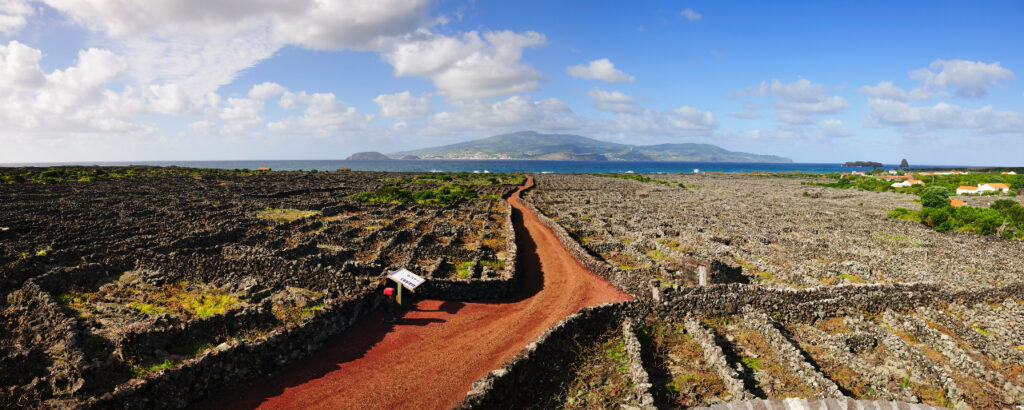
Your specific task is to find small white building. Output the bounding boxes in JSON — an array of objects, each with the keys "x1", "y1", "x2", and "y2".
[
  {"x1": 959, "y1": 183, "x2": 1011, "y2": 194},
  {"x1": 1003, "y1": 171, "x2": 1017, "y2": 175},
  {"x1": 979, "y1": 183, "x2": 1011, "y2": 193},
  {"x1": 957, "y1": 186, "x2": 979, "y2": 195}
]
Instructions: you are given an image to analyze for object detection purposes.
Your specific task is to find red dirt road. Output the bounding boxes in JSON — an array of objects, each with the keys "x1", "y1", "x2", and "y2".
[{"x1": 204, "y1": 176, "x2": 632, "y2": 410}]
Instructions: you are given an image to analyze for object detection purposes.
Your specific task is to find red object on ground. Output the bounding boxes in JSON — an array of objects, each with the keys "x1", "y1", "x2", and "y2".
[
  {"x1": 383, "y1": 287, "x2": 394, "y2": 297},
  {"x1": 201, "y1": 176, "x2": 632, "y2": 410}
]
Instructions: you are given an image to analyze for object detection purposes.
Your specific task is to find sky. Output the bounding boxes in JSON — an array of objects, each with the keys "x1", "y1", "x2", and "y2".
[{"x1": 1, "y1": 0, "x2": 1023, "y2": 165}]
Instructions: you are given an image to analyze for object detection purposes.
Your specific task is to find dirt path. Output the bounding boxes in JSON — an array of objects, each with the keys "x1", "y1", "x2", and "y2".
[{"x1": 203, "y1": 175, "x2": 632, "y2": 410}]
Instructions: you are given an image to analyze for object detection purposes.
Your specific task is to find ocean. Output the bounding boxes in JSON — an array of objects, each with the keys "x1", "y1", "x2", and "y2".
[{"x1": 0, "y1": 159, "x2": 972, "y2": 174}]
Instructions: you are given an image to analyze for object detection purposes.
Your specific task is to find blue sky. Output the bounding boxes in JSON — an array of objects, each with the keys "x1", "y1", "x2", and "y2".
[{"x1": 1, "y1": 0, "x2": 1022, "y2": 165}]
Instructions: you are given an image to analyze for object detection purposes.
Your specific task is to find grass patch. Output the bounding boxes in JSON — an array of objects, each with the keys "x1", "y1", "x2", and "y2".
[
  {"x1": 131, "y1": 359, "x2": 174, "y2": 377},
  {"x1": 558, "y1": 333, "x2": 633, "y2": 409},
  {"x1": 350, "y1": 184, "x2": 481, "y2": 206},
  {"x1": 63, "y1": 281, "x2": 243, "y2": 320},
  {"x1": 740, "y1": 357, "x2": 762, "y2": 371},
  {"x1": 454, "y1": 261, "x2": 474, "y2": 278},
  {"x1": 256, "y1": 207, "x2": 320, "y2": 223},
  {"x1": 480, "y1": 260, "x2": 505, "y2": 270}
]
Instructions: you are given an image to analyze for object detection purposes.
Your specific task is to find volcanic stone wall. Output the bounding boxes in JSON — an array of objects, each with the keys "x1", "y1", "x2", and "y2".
[
  {"x1": 519, "y1": 185, "x2": 649, "y2": 298},
  {"x1": 457, "y1": 302, "x2": 631, "y2": 409},
  {"x1": 89, "y1": 286, "x2": 382, "y2": 409},
  {"x1": 653, "y1": 281, "x2": 1024, "y2": 323}
]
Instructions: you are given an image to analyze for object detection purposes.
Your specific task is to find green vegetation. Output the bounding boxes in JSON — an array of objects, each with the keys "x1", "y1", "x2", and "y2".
[
  {"x1": 558, "y1": 333, "x2": 633, "y2": 409},
  {"x1": 132, "y1": 359, "x2": 174, "y2": 377},
  {"x1": 400, "y1": 172, "x2": 525, "y2": 185},
  {"x1": 255, "y1": 207, "x2": 320, "y2": 223},
  {"x1": 740, "y1": 357, "x2": 763, "y2": 371},
  {"x1": 480, "y1": 260, "x2": 505, "y2": 270},
  {"x1": 454, "y1": 261, "x2": 474, "y2": 278},
  {"x1": 893, "y1": 187, "x2": 1024, "y2": 238},
  {"x1": 806, "y1": 172, "x2": 1023, "y2": 195},
  {"x1": 61, "y1": 281, "x2": 243, "y2": 320},
  {"x1": 350, "y1": 184, "x2": 482, "y2": 205},
  {"x1": 590, "y1": 173, "x2": 676, "y2": 187}
]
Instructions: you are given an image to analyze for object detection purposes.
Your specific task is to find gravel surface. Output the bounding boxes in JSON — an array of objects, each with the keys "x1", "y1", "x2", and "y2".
[{"x1": 527, "y1": 173, "x2": 1024, "y2": 289}]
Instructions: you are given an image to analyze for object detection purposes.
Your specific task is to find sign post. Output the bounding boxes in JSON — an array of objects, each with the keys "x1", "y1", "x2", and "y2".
[{"x1": 387, "y1": 268, "x2": 426, "y2": 305}]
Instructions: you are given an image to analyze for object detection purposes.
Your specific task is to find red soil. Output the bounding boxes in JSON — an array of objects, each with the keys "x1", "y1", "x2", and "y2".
[{"x1": 203, "y1": 175, "x2": 632, "y2": 410}]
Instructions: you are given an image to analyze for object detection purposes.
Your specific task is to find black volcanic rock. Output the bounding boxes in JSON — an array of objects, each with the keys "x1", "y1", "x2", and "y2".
[
  {"x1": 900, "y1": 158, "x2": 909, "y2": 168},
  {"x1": 843, "y1": 161, "x2": 883, "y2": 168}
]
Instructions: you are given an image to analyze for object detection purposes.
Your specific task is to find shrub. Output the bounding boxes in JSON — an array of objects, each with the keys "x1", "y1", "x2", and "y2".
[
  {"x1": 920, "y1": 186, "x2": 950, "y2": 209},
  {"x1": 921, "y1": 206, "x2": 952, "y2": 230}
]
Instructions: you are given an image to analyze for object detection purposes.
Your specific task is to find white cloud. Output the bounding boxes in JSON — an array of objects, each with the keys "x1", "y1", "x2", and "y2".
[
  {"x1": 866, "y1": 98, "x2": 1024, "y2": 135},
  {"x1": 746, "y1": 78, "x2": 848, "y2": 123},
  {"x1": 681, "y1": 8, "x2": 702, "y2": 21},
  {"x1": 815, "y1": 119, "x2": 852, "y2": 138},
  {"x1": 248, "y1": 82, "x2": 287, "y2": 99},
  {"x1": 268, "y1": 91, "x2": 371, "y2": 137},
  {"x1": 147, "y1": 83, "x2": 193, "y2": 114},
  {"x1": 0, "y1": 40, "x2": 46, "y2": 89},
  {"x1": 586, "y1": 88, "x2": 639, "y2": 113},
  {"x1": 385, "y1": 30, "x2": 546, "y2": 99},
  {"x1": 34, "y1": 0, "x2": 432, "y2": 99},
  {"x1": 566, "y1": 58, "x2": 635, "y2": 83},
  {"x1": 858, "y1": 81, "x2": 908, "y2": 102},
  {"x1": 374, "y1": 91, "x2": 431, "y2": 120},
  {"x1": 42, "y1": 0, "x2": 430, "y2": 50},
  {"x1": 909, "y1": 59, "x2": 1014, "y2": 99},
  {"x1": 425, "y1": 95, "x2": 580, "y2": 135},
  {"x1": 0, "y1": 0, "x2": 33, "y2": 34},
  {"x1": 0, "y1": 41, "x2": 155, "y2": 156}
]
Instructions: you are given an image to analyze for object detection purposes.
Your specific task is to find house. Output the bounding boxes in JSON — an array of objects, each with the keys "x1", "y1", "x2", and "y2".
[
  {"x1": 950, "y1": 199, "x2": 967, "y2": 207},
  {"x1": 980, "y1": 183, "x2": 1011, "y2": 193},
  {"x1": 257, "y1": 167, "x2": 271, "y2": 171},
  {"x1": 851, "y1": 171, "x2": 867, "y2": 176},
  {"x1": 1003, "y1": 171, "x2": 1017, "y2": 175},
  {"x1": 891, "y1": 179, "x2": 924, "y2": 188},
  {"x1": 957, "y1": 186, "x2": 979, "y2": 195},
  {"x1": 959, "y1": 183, "x2": 1011, "y2": 194}
]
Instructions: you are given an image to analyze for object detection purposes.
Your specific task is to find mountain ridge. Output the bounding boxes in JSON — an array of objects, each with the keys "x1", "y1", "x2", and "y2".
[{"x1": 388, "y1": 131, "x2": 791, "y2": 163}]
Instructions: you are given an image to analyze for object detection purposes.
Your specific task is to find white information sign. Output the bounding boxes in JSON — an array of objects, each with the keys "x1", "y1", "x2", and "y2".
[{"x1": 388, "y1": 268, "x2": 425, "y2": 291}]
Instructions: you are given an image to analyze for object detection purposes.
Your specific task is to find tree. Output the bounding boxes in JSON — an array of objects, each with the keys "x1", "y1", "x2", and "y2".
[{"x1": 920, "y1": 186, "x2": 950, "y2": 209}]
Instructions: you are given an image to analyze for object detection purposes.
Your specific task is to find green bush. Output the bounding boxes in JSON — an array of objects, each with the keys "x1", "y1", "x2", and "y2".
[
  {"x1": 920, "y1": 186, "x2": 950, "y2": 209},
  {"x1": 350, "y1": 184, "x2": 479, "y2": 206},
  {"x1": 921, "y1": 206, "x2": 953, "y2": 230}
]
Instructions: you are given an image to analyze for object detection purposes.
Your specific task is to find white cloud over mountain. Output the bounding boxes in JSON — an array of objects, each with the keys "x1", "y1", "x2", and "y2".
[
  {"x1": 586, "y1": 88, "x2": 639, "y2": 113},
  {"x1": 386, "y1": 30, "x2": 546, "y2": 99},
  {"x1": 374, "y1": 91, "x2": 432, "y2": 120}
]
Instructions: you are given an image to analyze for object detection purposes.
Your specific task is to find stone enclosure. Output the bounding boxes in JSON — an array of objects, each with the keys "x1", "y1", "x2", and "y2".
[{"x1": 0, "y1": 168, "x2": 518, "y2": 408}]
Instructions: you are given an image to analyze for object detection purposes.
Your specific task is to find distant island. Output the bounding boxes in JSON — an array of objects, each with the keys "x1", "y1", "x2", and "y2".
[
  {"x1": 346, "y1": 151, "x2": 392, "y2": 160},
  {"x1": 843, "y1": 161, "x2": 883, "y2": 168},
  {"x1": 378, "y1": 131, "x2": 791, "y2": 163}
]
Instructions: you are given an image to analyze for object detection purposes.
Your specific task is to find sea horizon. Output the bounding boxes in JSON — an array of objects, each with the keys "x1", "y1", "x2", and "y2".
[{"x1": 0, "y1": 159, "x2": 990, "y2": 174}]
